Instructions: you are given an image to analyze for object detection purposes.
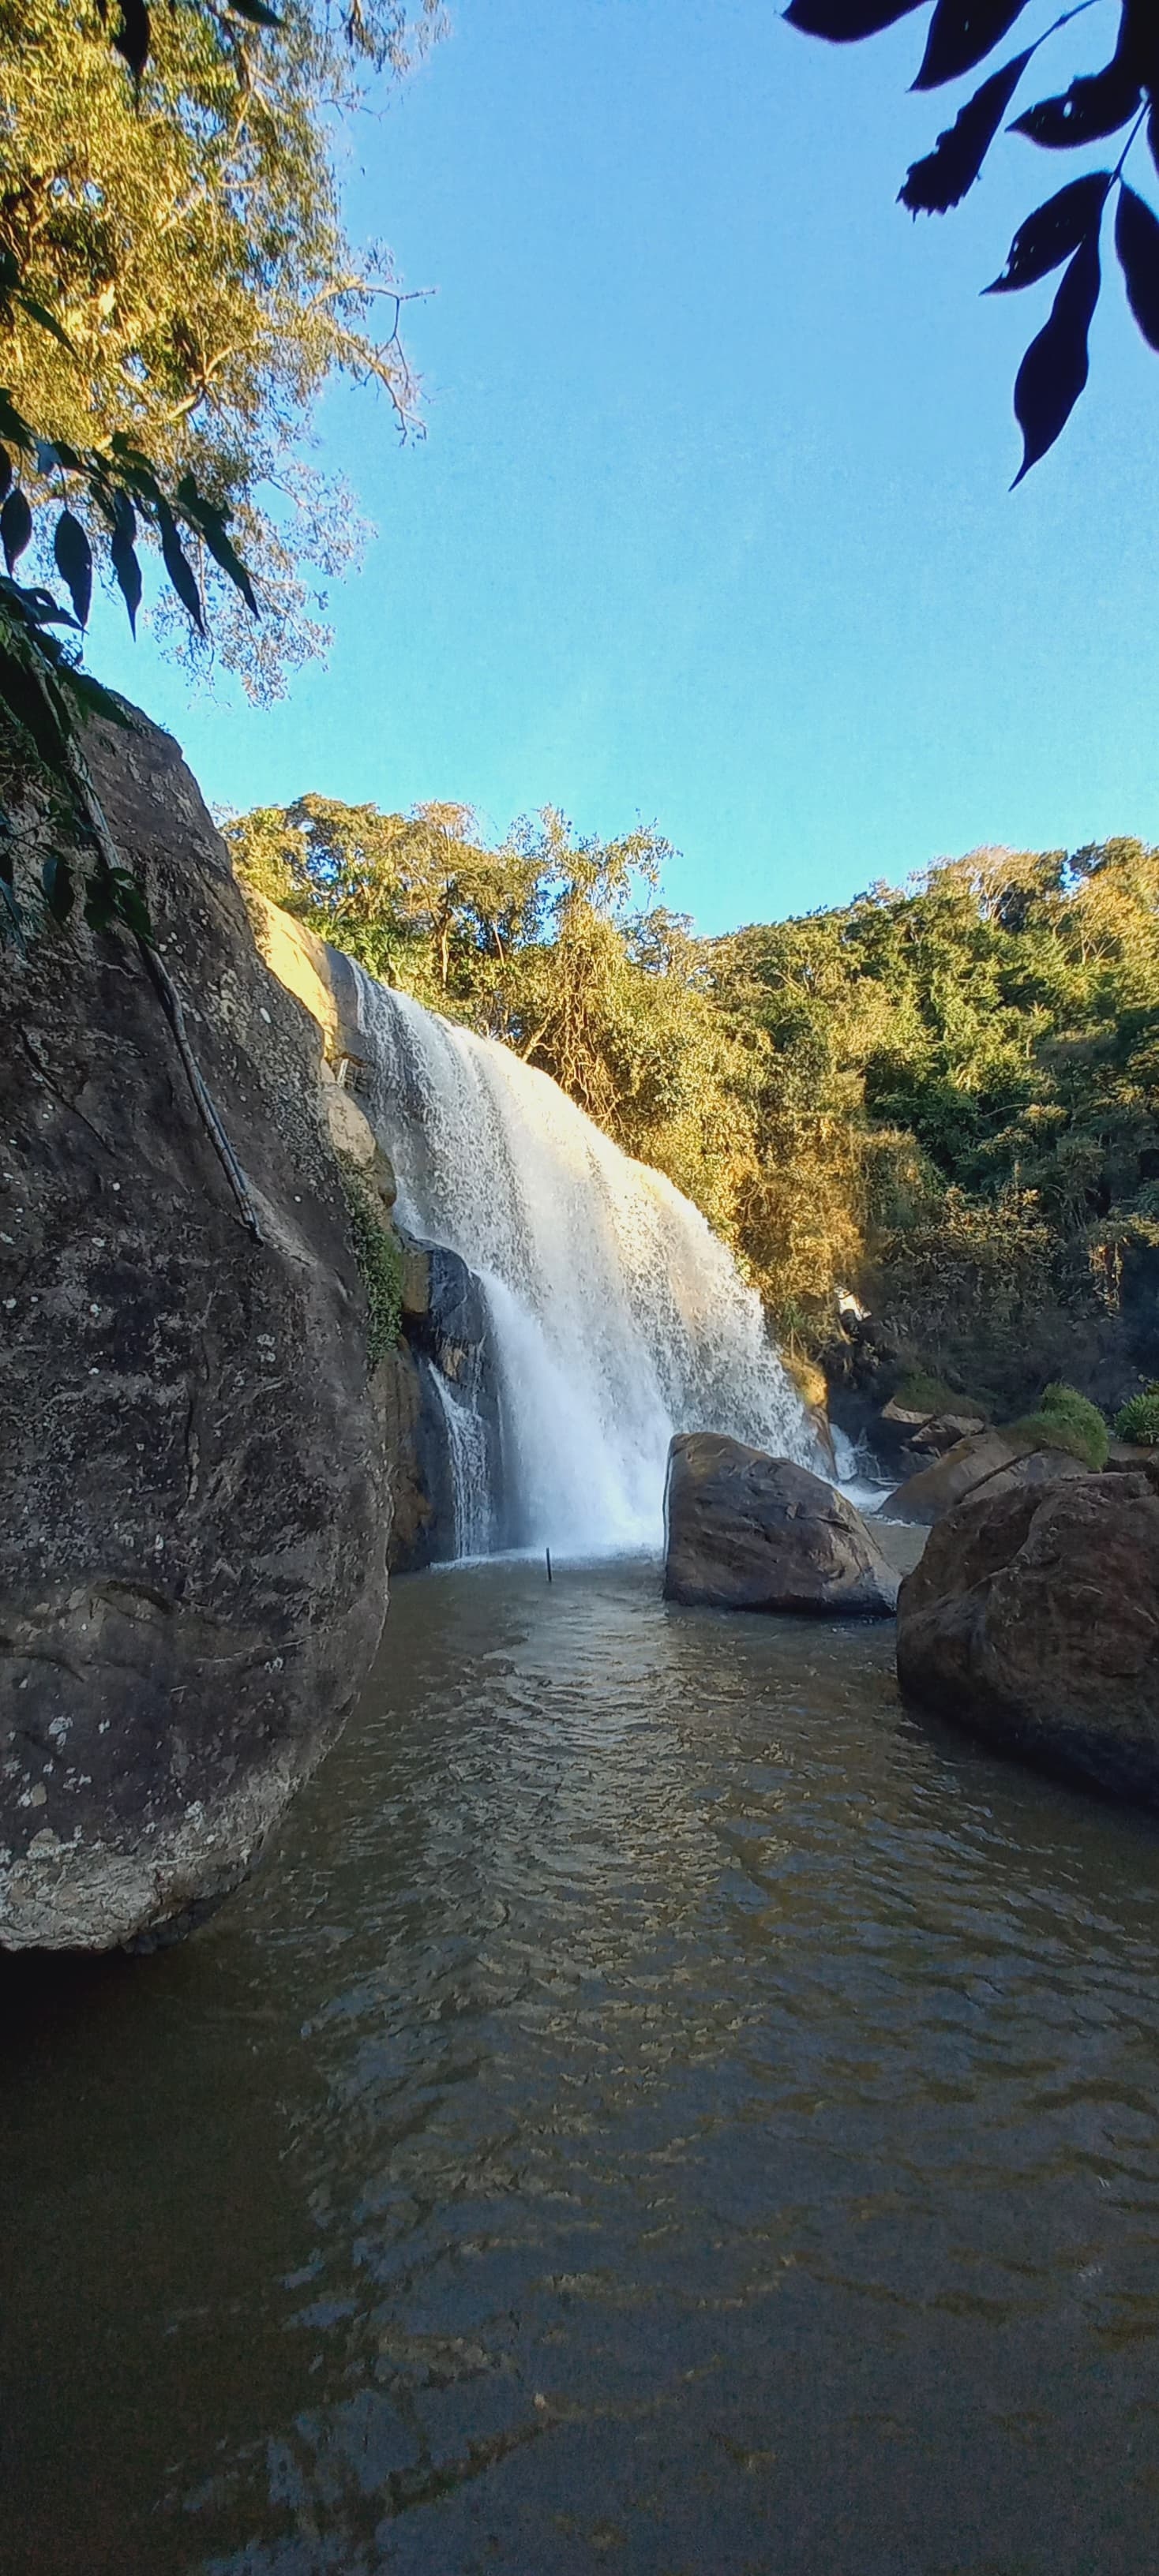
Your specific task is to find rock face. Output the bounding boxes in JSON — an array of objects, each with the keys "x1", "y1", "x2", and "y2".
[
  {"x1": 883, "y1": 1428, "x2": 1090, "y2": 1526},
  {"x1": 381, "y1": 1237, "x2": 501, "y2": 1572},
  {"x1": 0, "y1": 710, "x2": 389, "y2": 1950},
  {"x1": 663, "y1": 1434, "x2": 898, "y2": 1616},
  {"x1": 896, "y1": 1475, "x2": 1159, "y2": 1807}
]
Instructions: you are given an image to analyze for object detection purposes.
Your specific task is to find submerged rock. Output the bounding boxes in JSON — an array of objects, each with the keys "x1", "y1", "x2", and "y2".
[
  {"x1": 663, "y1": 1433, "x2": 898, "y2": 1616},
  {"x1": 882, "y1": 1428, "x2": 1089, "y2": 1526},
  {"x1": 896, "y1": 1473, "x2": 1159, "y2": 1806},
  {"x1": 1, "y1": 710, "x2": 389, "y2": 1951}
]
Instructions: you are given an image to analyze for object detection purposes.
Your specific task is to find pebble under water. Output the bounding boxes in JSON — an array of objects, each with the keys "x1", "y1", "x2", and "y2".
[{"x1": 2, "y1": 1558, "x2": 1159, "y2": 2576}]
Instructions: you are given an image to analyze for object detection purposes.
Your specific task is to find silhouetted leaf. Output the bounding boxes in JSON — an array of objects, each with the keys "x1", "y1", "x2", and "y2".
[
  {"x1": 225, "y1": 0, "x2": 283, "y2": 24},
  {"x1": 175, "y1": 476, "x2": 259, "y2": 615},
  {"x1": 0, "y1": 392, "x2": 33, "y2": 455},
  {"x1": 53, "y1": 509, "x2": 93, "y2": 627},
  {"x1": 16, "y1": 293, "x2": 75, "y2": 354},
  {"x1": 41, "y1": 854, "x2": 75, "y2": 925},
  {"x1": 784, "y1": 0, "x2": 925, "y2": 38},
  {"x1": 110, "y1": 492, "x2": 142, "y2": 635},
  {"x1": 901, "y1": 47, "x2": 1030, "y2": 210},
  {"x1": 1012, "y1": 230, "x2": 1100, "y2": 482},
  {"x1": 1012, "y1": 58, "x2": 1141, "y2": 148},
  {"x1": 156, "y1": 500, "x2": 204, "y2": 631},
  {"x1": 62, "y1": 667, "x2": 135, "y2": 728},
  {"x1": 1, "y1": 489, "x2": 32, "y2": 574},
  {"x1": 0, "y1": 447, "x2": 10, "y2": 506},
  {"x1": 114, "y1": 0, "x2": 150, "y2": 82},
  {"x1": 1115, "y1": 182, "x2": 1159, "y2": 350},
  {"x1": 986, "y1": 172, "x2": 1111, "y2": 292},
  {"x1": 913, "y1": 0, "x2": 1031, "y2": 92}
]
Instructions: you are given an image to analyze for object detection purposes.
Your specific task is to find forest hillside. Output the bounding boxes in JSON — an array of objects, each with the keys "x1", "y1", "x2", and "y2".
[{"x1": 227, "y1": 801, "x2": 1159, "y2": 1417}]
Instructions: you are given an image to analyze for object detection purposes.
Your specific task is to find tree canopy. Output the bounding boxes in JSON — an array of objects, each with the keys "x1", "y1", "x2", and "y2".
[{"x1": 1, "y1": 0, "x2": 434, "y2": 691}]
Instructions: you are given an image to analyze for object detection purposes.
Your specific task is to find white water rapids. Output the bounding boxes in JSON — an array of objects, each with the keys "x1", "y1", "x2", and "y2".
[{"x1": 353, "y1": 972, "x2": 822, "y2": 1556}]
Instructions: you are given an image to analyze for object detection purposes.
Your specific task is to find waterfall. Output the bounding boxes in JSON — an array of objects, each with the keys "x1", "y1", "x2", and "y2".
[{"x1": 352, "y1": 972, "x2": 820, "y2": 1557}]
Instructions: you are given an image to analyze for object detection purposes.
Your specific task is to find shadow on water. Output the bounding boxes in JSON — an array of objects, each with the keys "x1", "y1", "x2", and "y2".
[{"x1": 2, "y1": 1556, "x2": 1158, "y2": 2576}]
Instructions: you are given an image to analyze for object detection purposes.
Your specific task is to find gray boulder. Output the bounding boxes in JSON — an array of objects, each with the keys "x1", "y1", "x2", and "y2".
[
  {"x1": 896, "y1": 1473, "x2": 1159, "y2": 1807},
  {"x1": 882, "y1": 1427, "x2": 1089, "y2": 1526},
  {"x1": 663, "y1": 1433, "x2": 898, "y2": 1616},
  {"x1": 1, "y1": 707, "x2": 389, "y2": 1950}
]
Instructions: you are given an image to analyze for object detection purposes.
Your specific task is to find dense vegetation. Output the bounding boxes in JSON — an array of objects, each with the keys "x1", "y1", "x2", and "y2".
[{"x1": 228, "y1": 802, "x2": 1159, "y2": 1413}]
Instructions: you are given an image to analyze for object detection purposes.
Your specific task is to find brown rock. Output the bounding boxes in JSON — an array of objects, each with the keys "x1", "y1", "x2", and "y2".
[
  {"x1": 663, "y1": 1433, "x2": 898, "y2": 1616},
  {"x1": 896, "y1": 1474, "x2": 1159, "y2": 1807},
  {"x1": 883, "y1": 1428, "x2": 1089, "y2": 1526},
  {"x1": 1, "y1": 707, "x2": 389, "y2": 1950}
]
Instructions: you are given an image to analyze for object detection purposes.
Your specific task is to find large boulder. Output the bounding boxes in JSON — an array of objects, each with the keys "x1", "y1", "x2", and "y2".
[
  {"x1": 896, "y1": 1474, "x2": 1159, "y2": 1806},
  {"x1": 0, "y1": 707, "x2": 389, "y2": 1949},
  {"x1": 663, "y1": 1433, "x2": 898, "y2": 1616},
  {"x1": 882, "y1": 1427, "x2": 1090, "y2": 1526}
]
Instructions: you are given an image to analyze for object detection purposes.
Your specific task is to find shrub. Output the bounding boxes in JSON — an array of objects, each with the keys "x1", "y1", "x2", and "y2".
[
  {"x1": 1112, "y1": 1387, "x2": 1159, "y2": 1448},
  {"x1": 1013, "y1": 1382, "x2": 1108, "y2": 1470},
  {"x1": 893, "y1": 1368, "x2": 985, "y2": 1421},
  {"x1": 338, "y1": 1160, "x2": 403, "y2": 1367}
]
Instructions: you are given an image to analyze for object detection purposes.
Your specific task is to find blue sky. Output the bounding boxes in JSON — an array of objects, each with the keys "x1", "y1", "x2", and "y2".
[{"x1": 88, "y1": 0, "x2": 1159, "y2": 934}]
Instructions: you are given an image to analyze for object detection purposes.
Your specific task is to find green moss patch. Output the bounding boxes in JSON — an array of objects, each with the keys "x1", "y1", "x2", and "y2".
[{"x1": 338, "y1": 1159, "x2": 402, "y2": 1368}]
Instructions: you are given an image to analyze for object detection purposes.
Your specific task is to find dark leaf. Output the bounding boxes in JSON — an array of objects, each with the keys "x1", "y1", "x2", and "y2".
[
  {"x1": 0, "y1": 392, "x2": 33, "y2": 455},
  {"x1": 62, "y1": 667, "x2": 135, "y2": 729},
  {"x1": 175, "y1": 476, "x2": 259, "y2": 615},
  {"x1": 1150, "y1": 102, "x2": 1159, "y2": 181},
  {"x1": 224, "y1": 0, "x2": 283, "y2": 23},
  {"x1": 53, "y1": 509, "x2": 93, "y2": 627},
  {"x1": 41, "y1": 854, "x2": 75, "y2": 926},
  {"x1": 1012, "y1": 230, "x2": 1101, "y2": 482},
  {"x1": 1115, "y1": 182, "x2": 1159, "y2": 350},
  {"x1": 156, "y1": 500, "x2": 204, "y2": 632},
  {"x1": 913, "y1": 0, "x2": 1031, "y2": 92},
  {"x1": 0, "y1": 875, "x2": 24, "y2": 950},
  {"x1": 114, "y1": 0, "x2": 150, "y2": 82},
  {"x1": 1120, "y1": 0, "x2": 1159, "y2": 92},
  {"x1": 901, "y1": 47, "x2": 1030, "y2": 210},
  {"x1": 0, "y1": 447, "x2": 9, "y2": 506},
  {"x1": 1, "y1": 488, "x2": 32, "y2": 575},
  {"x1": 985, "y1": 172, "x2": 1111, "y2": 291},
  {"x1": 1012, "y1": 58, "x2": 1141, "y2": 149},
  {"x1": 783, "y1": 0, "x2": 925, "y2": 37},
  {"x1": 86, "y1": 866, "x2": 151, "y2": 940},
  {"x1": 110, "y1": 492, "x2": 142, "y2": 635},
  {"x1": 16, "y1": 293, "x2": 76, "y2": 354}
]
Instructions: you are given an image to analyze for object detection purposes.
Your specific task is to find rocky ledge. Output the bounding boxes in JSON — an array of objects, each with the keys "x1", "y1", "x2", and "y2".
[{"x1": 896, "y1": 1471, "x2": 1159, "y2": 1807}]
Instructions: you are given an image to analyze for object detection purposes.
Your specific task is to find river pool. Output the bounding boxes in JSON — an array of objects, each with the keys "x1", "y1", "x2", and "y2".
[{"x1": 2, "y1": 1556, "x2": 1158, "y2": 2574}]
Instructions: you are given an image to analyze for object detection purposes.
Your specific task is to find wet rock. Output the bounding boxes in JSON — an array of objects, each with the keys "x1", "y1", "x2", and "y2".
[
  {"x1": 663, "y1": 1434, "x2": 898, "y2": 1616},
  {"x1": 0, "y1": 708, "x2": 388, "y2": 1951},
  {"x1": 896, "y1": 1474, "x2": 1159, "y2": 1807},
  {"x1": 882, "y1": 1428, "x2": 1089, "y2": 1526}
]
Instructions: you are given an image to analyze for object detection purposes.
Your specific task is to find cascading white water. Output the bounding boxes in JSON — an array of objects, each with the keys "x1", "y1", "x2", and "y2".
[{"x1": 352, "y1": 970, "x2": 820, "y2": 1556}]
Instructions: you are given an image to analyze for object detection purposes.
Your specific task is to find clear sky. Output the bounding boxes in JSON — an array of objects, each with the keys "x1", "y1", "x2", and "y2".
[{"x1": 86, "y1": 0, "x2": 1159, "y2": 934}]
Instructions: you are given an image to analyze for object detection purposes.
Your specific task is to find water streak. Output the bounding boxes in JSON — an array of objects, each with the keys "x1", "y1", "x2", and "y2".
[{"x1": 353, "y1": 973, "x2": 816, "y2": 1552}]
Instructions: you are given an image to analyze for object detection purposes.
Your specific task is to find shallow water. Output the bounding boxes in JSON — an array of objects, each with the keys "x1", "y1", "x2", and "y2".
[{"x1": 2, "y1": 1558, "x2": 1158, "y2": 2576}]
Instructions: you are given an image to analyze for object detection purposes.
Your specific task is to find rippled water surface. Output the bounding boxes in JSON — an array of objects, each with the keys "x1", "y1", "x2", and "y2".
[{"x1": 3, "y1": 1558, "x2": 1159, "y2": 2576}]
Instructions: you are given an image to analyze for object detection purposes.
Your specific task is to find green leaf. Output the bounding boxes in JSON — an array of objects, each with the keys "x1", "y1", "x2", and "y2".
[
  {"x1": 1, "y1": 488, "x2": 32, "y2": 574},
  {"x1": 175, "y1": 476, "x2": 259, "y2": 615},
  {"x1": 53, "y1": 510, "x2": 93, "y2": 627},
  {"x1": 109, "y1": 491, "x2": 142, "y2": 635},
  {"x1": 156, "y1": 498, "x2": 204, "y2": 632},
  {"x1": 60, "y1": 666, "x2": 135, "y2": 729},
  {"x1": 42, "y1": 853, "x2": 75, "y2": 924}
]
